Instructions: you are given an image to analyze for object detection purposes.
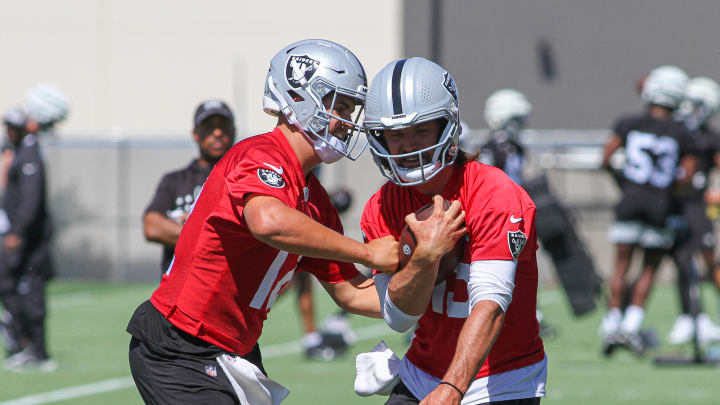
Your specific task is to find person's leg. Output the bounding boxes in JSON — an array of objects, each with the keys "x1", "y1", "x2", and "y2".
[
  {"x1": 602, "y1": 243, "x2": 633, "y2": 339},
  {"x1": 0, "y1": 264, "x2": 22, "y2": 356}
]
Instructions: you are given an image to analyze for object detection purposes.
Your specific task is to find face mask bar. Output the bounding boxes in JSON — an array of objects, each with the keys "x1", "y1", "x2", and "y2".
[
  {"x1": 305, "y1": 77, "x2": 368, "y2": 161},
  {"x1": 677, "y1": 100, "x2": 712, "y2": 132},
  {"x1": 367, "y1": 119, "x2": 459, "y2": 186}
]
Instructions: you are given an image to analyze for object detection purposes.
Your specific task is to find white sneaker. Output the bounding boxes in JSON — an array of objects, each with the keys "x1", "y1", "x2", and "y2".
[
  {"x1": 599, "y1": 312, "x2": 621, "y2": 338},
  {"x1": 667, "y1": 314, "x2": 694, "y2": 345},
  {"x1": 697, "y1": 313, "x2": 720, "y2": 345}
]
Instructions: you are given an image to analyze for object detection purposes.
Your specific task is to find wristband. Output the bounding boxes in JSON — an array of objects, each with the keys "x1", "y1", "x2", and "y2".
[{"x1": 439, "y1": 381, "x2": 465, "y2": 397}]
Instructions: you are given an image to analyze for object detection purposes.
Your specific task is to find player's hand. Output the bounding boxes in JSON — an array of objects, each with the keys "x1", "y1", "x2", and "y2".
[
  {"x1": 406, "y1": 195, "x2": 465, "y2": 264},
  {"x1": 4, "y1": 233, "x2": 21, "y2": 253},
  {"x1": 178, "y1": 212, "x2": 189, "y2": 225},
  {"x1": 365, "y1": 235, "x2": 399, "y2": 273},
  {"x1": 419, "y1": 384, "x2": 462, "y2": 405}
]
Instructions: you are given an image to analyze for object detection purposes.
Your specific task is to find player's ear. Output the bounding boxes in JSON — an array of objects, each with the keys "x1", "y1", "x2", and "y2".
[{"x1": 192, "y1": 129, "x2": 200, "y2": 143}]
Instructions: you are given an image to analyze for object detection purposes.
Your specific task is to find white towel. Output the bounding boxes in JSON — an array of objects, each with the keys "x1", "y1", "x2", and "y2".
[
  {"x1": 354, "y1": 340, "x2": 401, "y2": 396},
  {"x1": 216, "y1": 353, "x2": 290, "y2": 405}
]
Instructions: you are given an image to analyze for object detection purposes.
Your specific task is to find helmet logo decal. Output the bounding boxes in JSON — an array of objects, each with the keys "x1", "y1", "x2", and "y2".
[
  {"x1": 286, "y1": 55, "x2": 320, "y2": 89},
  {"x1": 443, "y1": 72, "x2": 458, "y2": 102}
]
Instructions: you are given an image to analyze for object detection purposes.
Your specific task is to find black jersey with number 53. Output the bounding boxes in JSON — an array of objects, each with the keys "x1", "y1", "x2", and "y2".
[{"x1": 613, "y1": 113, "x2": 694, "y2": 191}]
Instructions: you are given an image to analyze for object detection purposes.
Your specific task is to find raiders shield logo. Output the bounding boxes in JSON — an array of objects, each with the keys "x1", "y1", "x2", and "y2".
[
  {"x1": 286, "y1": 55, "x2": 320, "y2": 89},
  {"x1": 507, "y1": 230, "x2": 527, "y2": 261},
  {"x1": 442, "y1": 71, "x2": 458, "y2": 102},
  {"x1": 257, "y1": 168, "x2": 286, "y2": 188}
]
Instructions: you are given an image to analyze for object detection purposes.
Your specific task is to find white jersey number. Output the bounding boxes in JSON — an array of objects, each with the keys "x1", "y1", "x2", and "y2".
[
  {"x1": 431, "y1": 263, "x2": 470, "y2": 318},
  {"x1": 249, "y1": 251, "x2": 298, "y2": 311},
  {"x1": 623, "y1": 130, "x2": 679, "y2": 188}
]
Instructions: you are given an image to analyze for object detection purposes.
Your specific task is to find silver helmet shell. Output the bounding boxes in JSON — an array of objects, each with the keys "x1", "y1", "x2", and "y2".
[
  {"x1": 484, "y1": 89, "x2": 532, "y2": 131},
  {"x1": 641, "y1": 65, "x2": 688, "y2": 109},
  {"x1": 678, "y1": 76, "x2": 720, "y2": 130},
  {"x1": 364, "y1": 57, "x2": 460, "y2": 186},
  {"x1": 25, "y1": 83, "x2": 70, "y2": 126},
  {"x1": 263, "y1": 39, "x2": 368, "y2": 161}
]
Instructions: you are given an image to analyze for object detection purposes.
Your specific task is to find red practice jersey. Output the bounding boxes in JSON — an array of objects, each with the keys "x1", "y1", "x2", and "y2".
[
  {"x1": 151, "y1": 128, "x2": 359, "y2": 356},
  {"x1": 361, "y1": 161, "x2": 545, "y2": 379}
]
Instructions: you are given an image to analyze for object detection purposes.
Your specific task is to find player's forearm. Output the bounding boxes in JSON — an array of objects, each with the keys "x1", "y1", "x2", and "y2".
[
  {"x1": 388, "y1": 254, "x2": 440, "y2": 316},
  {"x1": 144, "y1": 212, "x2": 182, "y2": 248},
  {"x1": 601, "y1": 135, "x2": 622, "y2": 168},
  {"x1": 322, "y1": 275, "x2": 382, "y2": 318},
  {"x1": 248, "y1": 200, "x2": 372, "y2": 267},
  {"x1": 440, "y1": 301, "x2": 505, "y2": 393}
]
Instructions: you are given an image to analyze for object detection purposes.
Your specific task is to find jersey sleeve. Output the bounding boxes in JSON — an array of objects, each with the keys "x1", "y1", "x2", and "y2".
[
  {"x1": 466, "y1": 186, "x2": 536, "y2": 262},
  {"x1": 225, "y1": 147, "x2": 296, "y2": 208},
  {"x1": 145, "y1": 173, "x2": 176, "y2": 216},
  {"x1": 612, "y1": 116, "x2": 633, "y2": 143},
  {"x1": 296, "y1": 257, "x2": 360, "y2": 283}
]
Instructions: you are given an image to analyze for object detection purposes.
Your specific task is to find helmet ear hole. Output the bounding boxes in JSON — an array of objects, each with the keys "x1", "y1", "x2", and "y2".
[{"x1": 287, "y1": 90, "x2": 305, "y2": 102}]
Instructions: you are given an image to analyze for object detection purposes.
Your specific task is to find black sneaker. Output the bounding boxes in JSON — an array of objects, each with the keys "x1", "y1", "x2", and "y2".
[
  {"x1": 618, "y1": 332, "x2": 647, "y2": 357},
  {"x1": 305, "y1": 342, "x2": 338, "y2": 361},
  {"x1": 602, "y1": 333, "x2": 621, "y2": 357}
]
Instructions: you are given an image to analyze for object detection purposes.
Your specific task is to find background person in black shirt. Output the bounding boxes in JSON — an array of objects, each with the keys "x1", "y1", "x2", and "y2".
[
  {"x1": 666, "y1": 76, "x2": 720, "y2": 345},
  {"x1": 478, "y1": 88, "x2": 532, "y2": 186},
  {"x1": 143, "y1": 100, "x2": 235, "y2": 275},
  {"x1": 0, "y1": 106, "x2": 55, "y2": 371},
  {"x1": 601, "y1": 65, "x2": 696, "y2": 356}
]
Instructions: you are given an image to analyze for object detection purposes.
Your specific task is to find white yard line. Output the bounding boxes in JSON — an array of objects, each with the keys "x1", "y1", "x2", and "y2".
[{"x1": 0, "y1": 322, "x2": 393, "y2": 405}]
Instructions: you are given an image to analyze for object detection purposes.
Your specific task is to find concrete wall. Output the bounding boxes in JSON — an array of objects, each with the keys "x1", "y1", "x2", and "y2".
[
  {"x1": 0, "y1": 0, "x2": 402, "y2": 137},
  {"x1": 404, "y1": 0, "x2": 720, "y2": 130}
]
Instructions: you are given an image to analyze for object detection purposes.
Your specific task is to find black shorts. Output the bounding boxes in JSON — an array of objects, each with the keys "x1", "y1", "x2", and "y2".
[
  {"x1": 385, "y1": 380, "x2": 541, "y2": 405},
  {"x1": 127, "y1": 301, "x2": 266, "y2": 405},
  {"x1": 615, "y1": 187, "x2": 672, "y2": 228}
]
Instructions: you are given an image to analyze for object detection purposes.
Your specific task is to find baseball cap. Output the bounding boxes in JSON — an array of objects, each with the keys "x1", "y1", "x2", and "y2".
[
  {"x1": 194, "y1": 99, "x2": 234, "y2": 127},
  {"x1": 2, "y1": 106, "x2": 28, "y2": 128}
]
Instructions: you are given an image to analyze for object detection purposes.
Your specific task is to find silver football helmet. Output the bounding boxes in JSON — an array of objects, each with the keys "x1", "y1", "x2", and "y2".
[
  {"x1": 641, "y1": 65, "x2": 688, "y2": 109},
  {"x1": 364, "y1": 57, "x2": 460, "y2": 186},
  {"x1": 25, "y1": 82, "x2": 70, "y2": 126},
  {"x1": 263, "y1": 39, "x2": 368, "y2": 163},
  {"x1": 484, "y1": 89, "x2": 532, "y2": 132},
  {"x1": 677, "y1": 76, "x2": 720, "y2": 131}
]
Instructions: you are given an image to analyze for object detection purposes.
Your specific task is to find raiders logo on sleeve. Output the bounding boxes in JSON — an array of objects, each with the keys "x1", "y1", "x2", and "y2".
[
  {"x1": 507, "y1": 230, "x2": 527, "y2": 260},
  {"x1": 257, "y1": 168, "x2": 285, "y2": 188}
]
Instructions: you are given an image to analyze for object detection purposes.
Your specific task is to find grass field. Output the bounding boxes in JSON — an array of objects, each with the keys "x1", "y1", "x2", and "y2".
[{"x1": 1, "y1": 281, "x2": 719, "y2": 404}]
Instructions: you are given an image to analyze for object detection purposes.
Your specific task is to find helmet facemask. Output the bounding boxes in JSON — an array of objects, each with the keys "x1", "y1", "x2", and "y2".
[
  {"x1": 366, "y1": 117, "x2": 460, "y2": 186},
  {"x1": 305, "y1": 78, "x2": 368, "y2": 162}
]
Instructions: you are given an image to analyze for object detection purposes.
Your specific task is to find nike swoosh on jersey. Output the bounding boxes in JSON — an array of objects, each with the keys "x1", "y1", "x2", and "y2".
[
  {"x1": 510, "y1": 215, "x2": 523, "y2": 223},
  {"x1": 263, "y1": 163, "x2": 284, "y2": 175}
]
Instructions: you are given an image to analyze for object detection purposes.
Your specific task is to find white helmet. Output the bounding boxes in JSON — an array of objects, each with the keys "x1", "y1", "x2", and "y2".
[
  {"x1": 25, "y1": 82, "x2": 70, "y2": 126},
  {"x1": 641, "y1": 65, "x2": 688, "y2": 109},
  {"x1": 484, "y1": 89, "x2": 532, "y2": 131},
  {"x1": 677, "y1": 76, "x2": 720, "y2": 131},
  {"x1": 263, "y1": 39, "x2": 368, "y2": 163},
  {"x1": 364, "y1": 57, "x2": 460, "y2": 186}
]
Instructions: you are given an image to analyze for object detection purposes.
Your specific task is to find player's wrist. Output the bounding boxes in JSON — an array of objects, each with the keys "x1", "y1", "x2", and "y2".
[
  {"x1": 411, "y1": 245, "x2": 443, "y2": 266},
  {"x1": 438, "y1": 381, "x2": 465, "y2": 397}
]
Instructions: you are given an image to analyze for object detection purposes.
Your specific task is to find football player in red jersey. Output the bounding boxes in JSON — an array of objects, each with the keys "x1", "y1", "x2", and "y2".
[
  {"x1": 126, "y1": 39, "x2": 399, "y2": 404},
  {"x1": 358, "y1": 57, "x2": 546, "y2": 405}
]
